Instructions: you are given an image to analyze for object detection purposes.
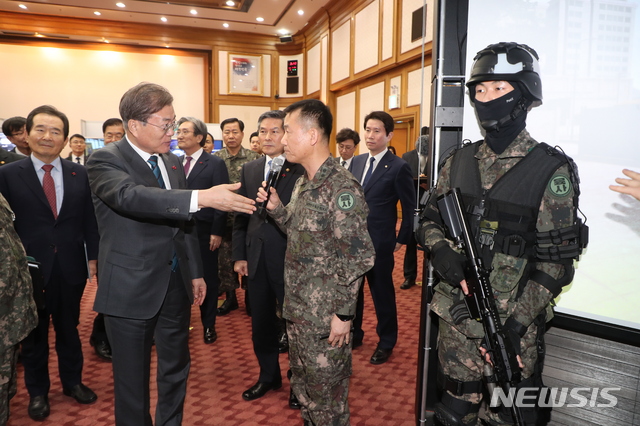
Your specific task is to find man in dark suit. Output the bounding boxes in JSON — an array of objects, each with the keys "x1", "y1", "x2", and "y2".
[
  {"x1": 350, "y1": 110, "x2": 414, "y2": 365},
  {"x1": 0, "y1": 105, "x2": 100, "y2": 421},
  {"x1": 86, "y1": 82, "x2": 256, "y2": 426},
  {"x1": 65, "y1": 134, "x2": 88, "y2": 165},
  {"x1": 233, "y1": 110, "x2": 303, "y2": 403},
  {"x1": 2, "y1": 116, "x2": 30, "y2": 157},
  {"x1": 177, "y1": 116, "x2": 229, "y2": 344},
  {"x1": 400, "y1": 132, "x2": 430, "y2": 290}
]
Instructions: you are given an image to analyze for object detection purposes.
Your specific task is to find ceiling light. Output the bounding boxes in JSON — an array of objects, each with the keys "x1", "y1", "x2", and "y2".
[
  {"x1": 298, "y1": 10, "x2": 304, "y2": 16},
  {"x1": 223, "y1": 23, "x2": 229, "y2": 28},
  {"x1": 161, "y1": 17, "x2": 167, "y2": 22},
  {"x1": 116, "y1": 2, "x2": 125, "y2": 7},
  {"x1": 104, "y1": 40, "x2": 110, "y2": 43},
  {"x1": 226, "y1": 1, "x2": 235, "y2": 6},
  {"x1": 34, "y1": 32, "x2": 44, "y2": 37},
  {"x1": 256, "y1": 17, "x2": 264, "y2": 22},
  {"x1": 94, "y1": 11, "x2": 101, "y2": 16},
  {"x1": 278, "y1": 29, "x2": 289, "y2": 35},
  {"x1": 18, "y1": 4, "x2": 27, "y2": 9},
  {"x1": 190, "y1": 9, "x2": 197, "y2": 15}
]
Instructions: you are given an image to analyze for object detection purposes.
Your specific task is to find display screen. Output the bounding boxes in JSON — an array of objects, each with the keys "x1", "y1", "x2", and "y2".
[{"x1": 287, "y1": 60, "x2": 298, "y2": 77}]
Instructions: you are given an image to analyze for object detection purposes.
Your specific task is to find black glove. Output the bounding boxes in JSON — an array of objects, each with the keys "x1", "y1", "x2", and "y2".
[
  {"x1": 430, "y1": 240, "x2": 466, "y2": 286},
  {"x1": 500, "y1": 316, "x2": 528, "y2": 356}
]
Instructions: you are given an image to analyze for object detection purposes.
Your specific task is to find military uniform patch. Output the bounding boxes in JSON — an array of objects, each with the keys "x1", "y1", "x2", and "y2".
[
  {"x1": 336, "y1": 190, "x2": 356, "y2": 211},
  {"x1": 548, "y1": 173, "x2": 571, "y2": 197}
]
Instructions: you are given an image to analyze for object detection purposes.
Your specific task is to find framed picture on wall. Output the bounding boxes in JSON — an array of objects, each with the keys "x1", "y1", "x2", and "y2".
[{"x1": 228, "y1": 53, "x2": 263, "y2": 95}]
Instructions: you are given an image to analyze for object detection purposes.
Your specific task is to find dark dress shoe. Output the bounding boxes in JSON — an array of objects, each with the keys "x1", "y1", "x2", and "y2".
[
  {"x1": 217, "y1": 291, "x2": 239, "y2": 316},
  {"x1": 289, "y1": 388, "x2": 301, "y2": 409},
  {"x1": 278, "y1": 330, "x2": 289, "y2": 353},
  {"x1": 90, "y1": 336, "x2": 112, "y2": 361},
  {"x1": 242, "y1": 380, "x2": 282, "y2": 401},
  {"x1": 400, "y1": 278, "x2": 416, "y2": 290},
  {"x1": 204, "y1": 327, "x2": 217, "y2": 344},
  {"x1": 370, "y1": 346, "x2": 393, "y2": 365},
  {"x1": 63, "y1": 383, "x2": 97, "y2": 404},
  {"x1": 28, "y1": 395, "x2": 50, "y2": 421}
]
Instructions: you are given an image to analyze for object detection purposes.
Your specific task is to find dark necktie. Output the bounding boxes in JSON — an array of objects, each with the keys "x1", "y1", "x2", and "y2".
[
  {"x1": 362, "y1": 157, "x2": 375, "y2": 186},
  {"x1": 183, "y1": 156, "x2": 192, "y2": 176},
  {"x1": 76, "y1": 156, "x2": 81, "y2": 164},
  {"x1": 147, "y1": 155, "x2": 166, "y2": 189},
  {"x1": 42, "y1": 164, "x2": 57, "y2": 219},
  {"x1": 341, "y1": 160, "x2": 347, "y2": 168}
]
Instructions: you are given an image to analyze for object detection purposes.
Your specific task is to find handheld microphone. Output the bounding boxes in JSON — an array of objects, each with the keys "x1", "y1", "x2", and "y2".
[{"x1": 258, "y1": 156, "x2": 285, "y2": 212}]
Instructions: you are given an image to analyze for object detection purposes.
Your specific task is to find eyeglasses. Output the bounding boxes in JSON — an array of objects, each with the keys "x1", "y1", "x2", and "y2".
[
  {"x1": 174, "y1": 129, "x2": 194, "y2": 136},
  {"x1": 142, "y1": 119, "x2": 176, "y2": 134}
]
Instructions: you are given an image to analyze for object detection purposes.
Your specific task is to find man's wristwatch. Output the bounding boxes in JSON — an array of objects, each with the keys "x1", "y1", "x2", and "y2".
[{"x1": 336, "y1": 314, "x2": 354, "y2": 322}]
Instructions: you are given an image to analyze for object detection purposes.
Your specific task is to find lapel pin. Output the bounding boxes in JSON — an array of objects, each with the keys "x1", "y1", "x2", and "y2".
[{"x1": 172, "y1": 166, "x2": 177, "y2": 170}]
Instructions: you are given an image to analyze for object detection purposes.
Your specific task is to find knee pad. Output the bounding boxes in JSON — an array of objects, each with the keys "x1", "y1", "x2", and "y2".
[{"x1": 434, "y1": 392, "x2": 480, "y2": 426}]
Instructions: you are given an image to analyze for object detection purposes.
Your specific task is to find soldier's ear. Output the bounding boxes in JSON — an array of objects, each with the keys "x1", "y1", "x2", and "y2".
[{"x1": 308, "y1": 127, "x2": 319, "y2": 146}]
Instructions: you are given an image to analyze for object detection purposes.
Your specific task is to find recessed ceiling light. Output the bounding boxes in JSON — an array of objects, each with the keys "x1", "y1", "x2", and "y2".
[
  {"x1": 116, "y1": 2, "x2": 125, "y2": 7},
  {"x1": 226, "y1": 1, "x2": 235, "y2": 6},
  {"x1": 94, "y1": 11, "x2": 101, "y2": 16},
  {"x1": 104, "y1": 40, "x2": 110, "y2": 43},
  {"x1": 34, "y1": 32, "x2": 44, "y2": 37},
  {"x1": 222, "y1": 23, "x2": 230, "y2": 28},
  {"x1": 278, "y1": 29, "x2": 289, "y2": 35},
  {"x1": 18, "y1": 4, "x2": 27, "y2": 9},
  {"x1": 298, "y1": 10, "x2": 304, "y2": 16},
  {"x1": 161, "y1": 17, "x2": 167, "y2": 22},
  {"x1": 256, "y1": 17, "x2": 264, "y2": 22},
  {"x1": 190, "y1": 9, "x2": 197, "y2": 15}
]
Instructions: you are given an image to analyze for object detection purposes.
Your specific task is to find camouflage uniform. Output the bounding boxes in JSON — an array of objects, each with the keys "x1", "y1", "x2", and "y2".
[
  {"x1": 214, "y1": 147, "x2": 260, "y2": 293},
  {"x1": 0, "y1": 194, "x2": 38, "y2": 424},
  {"x1": 419, "y1": 130, "x2": 576, "y2": 425},
  {"x1": 270, "y1": 157, "x2": 375, "y2": 425}
]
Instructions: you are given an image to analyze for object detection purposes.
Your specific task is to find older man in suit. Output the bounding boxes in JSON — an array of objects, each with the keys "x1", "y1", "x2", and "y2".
[
  {"x1": 177, "y1": 116, "x2": 229, "y2": 344},
  {"x1": 87, "y1": 82, "x2": 255, "y2": 426},
  {"x1": 233, "y1": 110, "x2": 304, "y2": 403},
  {"x1": 350, "y1": 110, "x2": 414, "y2": 365},
  {"x1": 0, "y1": 105, "x2": 100, "y2": 421}
]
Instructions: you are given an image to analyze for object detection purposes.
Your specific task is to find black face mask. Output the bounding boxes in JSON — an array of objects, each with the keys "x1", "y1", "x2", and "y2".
[{"x1": 473, "y1": 84, "x2": 528, "y2": 154}]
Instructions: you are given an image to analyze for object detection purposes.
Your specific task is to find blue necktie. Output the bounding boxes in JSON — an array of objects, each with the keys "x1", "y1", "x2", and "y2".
[
  {"x1": 148, "y1": 155, "x2": 178, "y2": 270},
  {"x1": 362, "y1": 157, "x2": 375, "y2": 186},
  {"x1": 147, "y1": 155, "x2": 166, "y2": 189}
]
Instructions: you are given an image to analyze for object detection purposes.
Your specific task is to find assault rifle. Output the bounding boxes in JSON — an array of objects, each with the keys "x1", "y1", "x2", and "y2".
[{"x1": 437, "y1": 188, "x2": 525, "y2": 426}]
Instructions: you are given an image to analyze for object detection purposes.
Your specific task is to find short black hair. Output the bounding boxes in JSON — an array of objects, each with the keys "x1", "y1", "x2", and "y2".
[
  {"x1": 2, "y1": 116, "x2": 26, "y2": 137},
  {"x1": 220, "y1": 118, "x2": 244, "y2": 132},
  {"x1": 364, "y1": 111, "x2": 394, "y2": 135},
  {"x1": 250, "y1": 131, "x2": 259, "y2": 140},
  {"x1": 26, "y1": 105, "x2": 70, "y2": 140},
  {"x1": 69, "y1": 134, "x2": 86, "y2": 141},
  {"x1": 336, "y1": 128, "x2": 360, "y2": 146},
  {"x1": 119, "y1": 82, "x2": 173, "y2": 132},
  {"x1": 102, "y1": 118, "x2": 124, "y2": 134},
  {"x1": 283, "y1": 99, "x2": 333, "y2": 143}
]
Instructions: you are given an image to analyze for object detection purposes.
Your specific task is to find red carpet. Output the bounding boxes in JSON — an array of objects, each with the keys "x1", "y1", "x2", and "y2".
[{"x1": 7, "y1": 246, "x2": 424, "y2": 425}]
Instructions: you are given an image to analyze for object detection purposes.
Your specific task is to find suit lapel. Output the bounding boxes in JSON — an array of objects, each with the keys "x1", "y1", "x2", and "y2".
[
  {"x1": 364, "y1": 151, "x2": 393, "y2": 192},
  {"x1": 19, "y1": 158, "x2": 53, "y2": 213},
  {"x1": 276, "y1": 160, "x2": 300, "y2": 196},
  {"x1": 58, "y1": 161, "x2": 75, "y2": 218},
  {"x1": 116, "y1": 140, "x2": 160, "y2": 188},
  {"x1": 160, "y1": 153, "x2": 180, "y2": 189},
  {"x1": 351, "y1": 154, "x2": 366, "y2": 181},
  {"x1": 188, "y1": 154, "x2": 208, "y2": 183}
]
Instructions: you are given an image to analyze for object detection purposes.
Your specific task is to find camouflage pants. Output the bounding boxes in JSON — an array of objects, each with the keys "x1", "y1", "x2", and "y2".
[
  {"x1": 217, "y1": 225, "x2": 239, "y2": 294},
  {"x1": 0, "y1": 345, "x2": 19, "y2": 425},
  {"x1": 288, "y1": 321, "x2": 351, "y2": 426},
  {"x1": 438, "y1": 318, "x2": 539, "y2": 425}
]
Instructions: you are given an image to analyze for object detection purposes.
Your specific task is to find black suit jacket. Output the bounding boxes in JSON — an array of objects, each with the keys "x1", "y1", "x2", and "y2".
[
  {"x1": 0, "y1": 157, "x2": 99, "y2": 285},
  {"x1": 232, "y1": 157, "x2": 303, "y2": 279},
  {"x1": 87, "y1": 139, "x2": 202, "y2": 319},
  {"x1": 0, "y1": 147, "x2": 22, "y2": 166},
  {"x1": 402, "y1": 149, "x2": 428, "y2": 177},
  {"x1": 181, "y1": 151, "x2": 228, "y2": 236},
  {"x1": 350, "y1": 151, "x2": 415, "y2": 253},
  {"x1": 66, "y1": 153, "x2": 86, "y2": 166}
]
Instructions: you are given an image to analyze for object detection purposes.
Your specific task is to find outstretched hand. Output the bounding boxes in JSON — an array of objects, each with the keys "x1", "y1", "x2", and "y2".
[
  {"x1": 610, "y1": 169, "x2": 640, "y2": 201},
  {"x1": 199, "y1": 183, "x2": 256, "y2": 214}
]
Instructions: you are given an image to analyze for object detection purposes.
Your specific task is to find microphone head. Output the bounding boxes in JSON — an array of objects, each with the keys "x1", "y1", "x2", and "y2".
[{"x1": 271, "y1": 156, "x2": 285, "y2": 172}]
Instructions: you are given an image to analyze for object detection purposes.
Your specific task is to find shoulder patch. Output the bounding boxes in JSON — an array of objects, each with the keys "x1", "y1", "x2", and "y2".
[
  {"x1": 548, "y1": 173, "x2": 572, "y2": 198},
  {"x1": 336, "y1": 190, "x2": 357, "y2": 211}
]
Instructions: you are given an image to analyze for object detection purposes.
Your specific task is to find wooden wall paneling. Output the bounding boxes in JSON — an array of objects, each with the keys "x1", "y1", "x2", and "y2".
[{"x1": 379, "y1": 0, "x2": 396, "y2": 66}]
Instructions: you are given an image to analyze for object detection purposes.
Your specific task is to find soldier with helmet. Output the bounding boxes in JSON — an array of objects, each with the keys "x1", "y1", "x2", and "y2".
[{"x1": 417, "y1": 42, "x2": 587, "y2": 425}]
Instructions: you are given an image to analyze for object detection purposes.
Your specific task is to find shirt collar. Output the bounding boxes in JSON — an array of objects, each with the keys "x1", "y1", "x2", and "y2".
[{"x1": 31, "y1": 154, "x2": 62, "y2": 170}]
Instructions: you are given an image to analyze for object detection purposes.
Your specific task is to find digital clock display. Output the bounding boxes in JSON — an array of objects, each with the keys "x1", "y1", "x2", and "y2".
[{"x1": 287, "y1": 60, "x2": 298, "y2": 77}]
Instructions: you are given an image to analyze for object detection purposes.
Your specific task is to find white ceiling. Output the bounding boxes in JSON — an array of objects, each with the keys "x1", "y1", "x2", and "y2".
[{"x1": 0, "y1": 0, "x2": 333, "y2": 47}]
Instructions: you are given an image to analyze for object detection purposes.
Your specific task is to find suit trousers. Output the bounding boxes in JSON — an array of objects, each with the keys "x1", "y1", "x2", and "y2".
[
  {"x1": 353, "y1": 248, "x2": 398, "y2": 350},
  {"x1": 248, "y1": 249, "x2": 284, "y2": 383},
  {"x1": 196, "y1": 222, "x2": 220, "y2": 329},
  {"x1": 22, "y1": 257, "x2": 85, "y2": 396},
  {"x1": 105, "y1": 270, "x2": 191, "y2": 426},
  {"x1": 403, "y1": 232, "x2": 418, "y2": 281}
]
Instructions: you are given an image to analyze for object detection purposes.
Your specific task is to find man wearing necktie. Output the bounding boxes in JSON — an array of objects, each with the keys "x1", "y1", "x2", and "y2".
[
  {"x1": 349, "y1": 111, "x2": 415, "y2": 365},
  {"x1": 177, "y1": 116, "x2": 229, "y2": 345},
  {"x1": 65, "y1": 134, "x2": 87, "y2": 165},
  {"x1": 0, "y1": 105, "x2": 100, "y2": 421},
  {"x1": 87, "y1": 83, "x2": 255, "y2": 426},
  {"x1": 335, "y1": 127, "x2": 359, "y2": 170}
]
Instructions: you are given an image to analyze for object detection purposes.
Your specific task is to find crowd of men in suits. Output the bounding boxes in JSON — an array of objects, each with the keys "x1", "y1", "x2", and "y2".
[{"x1": 0, "y1": 83, "x2": 428, "y2": 425}]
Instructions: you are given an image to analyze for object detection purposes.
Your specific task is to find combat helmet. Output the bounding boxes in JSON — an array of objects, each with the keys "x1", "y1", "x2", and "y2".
[{"x1": 466, "y1": 42, "x2": 542, "y2": 107}]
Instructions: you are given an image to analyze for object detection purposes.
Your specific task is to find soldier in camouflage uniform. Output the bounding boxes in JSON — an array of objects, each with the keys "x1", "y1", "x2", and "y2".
[
  {"x1": 0, "y1": 193, "x2": 38, "y2": 424},
  {"x1": 417, "y1": 43, "x2": 586, "y2": 426},
  {"x1": 258, "y1": 99, "x2": 375, "y2": 426},
  {"x1": 214, "y1": 118, "x2": 260, "y2": 315}
]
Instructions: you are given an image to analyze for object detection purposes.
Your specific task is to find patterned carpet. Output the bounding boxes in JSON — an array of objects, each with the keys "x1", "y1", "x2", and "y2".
[{"x1": 7, "y1": 246, "x2": 424, "y2": 425}]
